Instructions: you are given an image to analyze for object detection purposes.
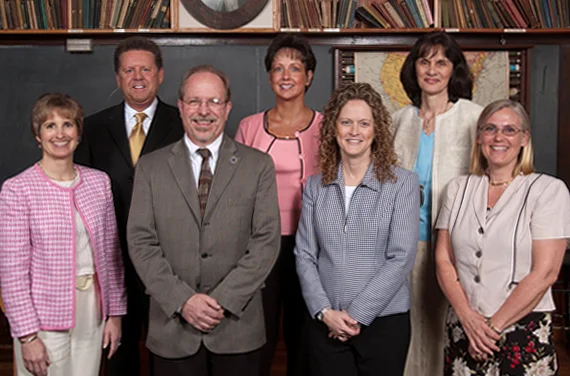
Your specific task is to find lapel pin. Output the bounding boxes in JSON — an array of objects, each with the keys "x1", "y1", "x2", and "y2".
[{"x1": 230, "y1": 156, "x2": 238, "y2": 164}]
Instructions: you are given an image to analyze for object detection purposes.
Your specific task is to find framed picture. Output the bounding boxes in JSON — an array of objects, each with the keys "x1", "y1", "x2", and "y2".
[
  {"x1": 180, "y1": 0, "x2": 270, "y2": 29},
  {"x1": 334, "y1": 46, "x2": 528, "y2": 114}
]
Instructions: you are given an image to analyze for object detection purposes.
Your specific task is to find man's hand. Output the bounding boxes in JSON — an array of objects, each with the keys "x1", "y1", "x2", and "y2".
[
  {"x1": 21, "y1": 335, "x2": 50, "y2": 376},
  {"x1": 181, "y1": 294, "x2": 224, "y2": 332}
]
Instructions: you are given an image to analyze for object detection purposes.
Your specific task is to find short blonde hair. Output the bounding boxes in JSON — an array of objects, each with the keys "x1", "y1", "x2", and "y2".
[
  {"x1": 31, "y1": 93, "x2": 84, "y2": 138},
  {"x1": 469, "y1": 99, "x2": 534, "y2": 176}
]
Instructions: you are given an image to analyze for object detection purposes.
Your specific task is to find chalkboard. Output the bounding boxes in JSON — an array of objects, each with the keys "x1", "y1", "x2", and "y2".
[{"x1": 0, "y1": 44, "x2": 333, "y2": 182}]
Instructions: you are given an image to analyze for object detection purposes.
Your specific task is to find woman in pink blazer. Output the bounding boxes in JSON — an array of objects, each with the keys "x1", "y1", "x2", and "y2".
[{"x1": 0, "y1": 93, "x2": 127, "y2": 376}]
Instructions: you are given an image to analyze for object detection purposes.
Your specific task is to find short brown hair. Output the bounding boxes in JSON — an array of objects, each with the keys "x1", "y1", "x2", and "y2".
[
  {"x1": 178, "y1": 65, "x2": 231, "y2": 101},
  {"x1": 114, "y1": 36, "x2": 163, "y2": 73},
  {"x1": 470, "y1": 99, "x2": 534, "y2": 176},
  {"x1": 319, "y1": 82, "x2": 397, "y2": 184},
  {"x1": 31, "y1": 93, "x2": 84, "y2": 138}
]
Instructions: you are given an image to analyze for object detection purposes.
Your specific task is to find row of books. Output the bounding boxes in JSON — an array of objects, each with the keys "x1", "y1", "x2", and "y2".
[
  {"x1": 440, "y1": 0, "x2": 570, "y2": 28},
  {"x1": 0, "y1": 0, "x2": 171, "y2": 30},
  {"x1": 281, "y1": 0, "x2": 359, "y2": 29},
  {"x1": 355, "y1": 0, "x2": 433, "y2": 28},
  {"x1": 281, "y1": 0, "x2": 569, "y2": 29}
]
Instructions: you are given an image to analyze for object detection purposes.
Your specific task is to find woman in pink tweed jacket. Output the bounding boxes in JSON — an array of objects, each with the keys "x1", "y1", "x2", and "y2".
[{"x1": 0, "y1": 93, "x2": 127, "y2": 376}]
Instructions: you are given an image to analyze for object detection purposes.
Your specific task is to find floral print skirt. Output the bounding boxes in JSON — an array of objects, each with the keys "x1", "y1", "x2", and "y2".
[{"x1": 443, "y1": 307, "x2": 557, "y2": 376}]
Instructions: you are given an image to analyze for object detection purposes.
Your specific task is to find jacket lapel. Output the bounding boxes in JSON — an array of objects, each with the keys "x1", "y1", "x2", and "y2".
[
  {"x1": 472, "y1": 176, "x2": 486, "y2": 230},
  {"x1": 143, "y1": 99, "x2": 178, "y2": 154},
  {"x1": 168, "y1": 140, "x2": 201, "y2": 224},
  {"x1": 105, "y1": 103, "x2": 133, "y2": 168},
  {"x1": 203, "y1": 136, "x2": 239, "y2": 221}
]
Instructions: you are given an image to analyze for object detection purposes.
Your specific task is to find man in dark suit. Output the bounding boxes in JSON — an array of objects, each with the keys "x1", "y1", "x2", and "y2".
[
  {"x1": 127, "y1": 65, "x2": 280, "y2": 376},
  {"x1": 75, "y1": 36, "x2": 183, "y2": 376}
]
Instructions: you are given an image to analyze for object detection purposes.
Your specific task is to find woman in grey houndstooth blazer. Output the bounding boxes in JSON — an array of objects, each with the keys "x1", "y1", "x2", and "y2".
[{"x1": 294, "y1": 82, "x2": 420, "y2": 376}]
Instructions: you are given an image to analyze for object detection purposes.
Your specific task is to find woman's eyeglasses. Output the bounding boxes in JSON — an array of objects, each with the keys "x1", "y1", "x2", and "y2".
[{"x1": 479, "y1": 125, "x2": 524, "y2": 137}]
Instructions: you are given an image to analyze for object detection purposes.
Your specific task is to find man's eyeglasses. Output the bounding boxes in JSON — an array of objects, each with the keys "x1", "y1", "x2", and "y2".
[
  {"x1": 181, "y1": 98, "x2": 227, "y2": 109},
  {"x1": 479, "y1": 125, "x2": 524, "y2": 137}
]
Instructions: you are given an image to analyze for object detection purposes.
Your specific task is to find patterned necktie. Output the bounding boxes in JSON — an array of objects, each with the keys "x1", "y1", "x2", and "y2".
[
  {"x1": 197, "y1": 148, "x2": 213, "y2": 217},
  {"x1": 129, "y1": 112, "x2": 147, "y2": 165}
]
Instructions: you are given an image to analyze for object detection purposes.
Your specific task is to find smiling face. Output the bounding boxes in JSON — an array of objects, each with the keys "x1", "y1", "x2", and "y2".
[
  {"x1": 116, "y1": 50, "x2": 164, "y2": 112},
  {"x1": 35, "y1": 112, "x2": 80, "y2": 162},
  {"x1": 178, "y1": 71, "x2": 232, "y2": 147},
  {"x1": 478, "y1": 107, "x2": 529, "y2": 173},
  {"x1": 415, "y1": 47, "x2": 453, "y2": 97},
  {"x1": 335, "y1": 99, "x2": 375, "y2": 162},
  {"x1": 268, "y1": 48, "x2": 313, "y2": 101}
]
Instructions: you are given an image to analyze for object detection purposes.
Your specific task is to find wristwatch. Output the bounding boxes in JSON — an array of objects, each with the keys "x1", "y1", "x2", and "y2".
[{"x1": 316, "y1": 307, "x2": 330, "y2": 321}]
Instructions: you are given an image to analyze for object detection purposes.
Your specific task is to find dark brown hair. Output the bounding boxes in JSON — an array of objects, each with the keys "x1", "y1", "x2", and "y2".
[
  {"x1": 264, "y1": 33, "x2": 316, "y2": 91},
  {"x1": 114, "y1": 36, "x2": 163, "y2": 73},
  {"x1": 400, "y1": 31, "x2": 473, "y2": 107}
]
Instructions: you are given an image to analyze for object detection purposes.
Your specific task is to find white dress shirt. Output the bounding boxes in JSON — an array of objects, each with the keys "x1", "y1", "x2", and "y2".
[{"x1": 124, "y1": 98, "x2": 158, "y2": 137}]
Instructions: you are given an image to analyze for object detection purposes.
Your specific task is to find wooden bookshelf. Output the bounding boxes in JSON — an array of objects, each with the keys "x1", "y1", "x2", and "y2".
[
  {"x1": 0, "y1": 0, "x2": 175, "y2": 31},
  {"x1": 0, "y1": 0, "x2": 568, "y2": 34}
]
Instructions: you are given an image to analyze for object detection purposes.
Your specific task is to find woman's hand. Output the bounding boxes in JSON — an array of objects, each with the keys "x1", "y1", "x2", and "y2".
[
  {"x1": 322, "y1": 309, "x2": 360, "y2": 342},
  {"x1": 456, "y1": 308, "x2": 500, "y2": 356},
  {"x1": 103, "y1": 316, "x2": 122, "y2": 359},
  {"x1": 468, "y1": 341, "x2": 488, "y2": 362},
  {"x1": 21, "y1": 335, "x2": 50, "y2": 376}
]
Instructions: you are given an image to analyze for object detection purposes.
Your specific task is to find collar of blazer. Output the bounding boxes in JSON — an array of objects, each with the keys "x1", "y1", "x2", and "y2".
[
  {"x1": 329, "y1": 163, "x2": 382, "y2": 192},
  {"x1": 105, "y1": 99, "x2": 177, "y2": 168},
  {"x1": 168, "y1": 135, "x2": 240, "y2": 224}
]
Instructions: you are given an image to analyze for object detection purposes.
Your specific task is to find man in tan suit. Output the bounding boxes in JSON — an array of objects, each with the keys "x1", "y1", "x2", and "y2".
[{"x1": 127, "y1": 64, "x2": 280, "y2": 376}]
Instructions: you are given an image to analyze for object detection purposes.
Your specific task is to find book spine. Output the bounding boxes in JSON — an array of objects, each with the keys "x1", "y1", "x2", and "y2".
[
  {"x1": 49, "y1": 0, "x2": 59, "y2": 28},
  {"x1": 131, "y1": 0, "x2": 147, "y2": 28},
  {"x1": 20, "y1": 0, "x2": 28, "y2": 28},
  {"x1": 0, "y1": 0, "x2": 7, "y2": 29},
  {"x1": 453, "y1": 0, "x2": 466, "y2": 27},
  {"x1": 366, "y1": 3, "x2": 390, "y2": 27},
  {"x1": 414, "y1": 0, "x2": 428, "y2": 26},
  {"x1": 15, "y1": 0, "x2": 24, "y2": 28},
  {"x1": 384, "y1": 0, "x2": 406, "y2": 27},
  {"x1": 399, "y1": 0, "x2": 416, "y2": 26},
  {"x1": 80, "y1": 0, "x2": 87, "y2": 27},
  {"x1": 421, "y1": 0, "x2": 433, "y2": 25},
  {"x1": 404, "y1": 0, "x2": 423, "y2": 26},
  {"x1": 151, "y1": 0, "x2": 166, "y2": 28},
  {"x1": 355, "y1": 6, "x2": 382, "y2": 27},
  {"x1": 539, "y1": 0, "x2": 552, "y2": 27},
  {"x1": 123, "y1": 0, "x2": 136, "y2": 27},
  {"x1": 504, "y1": 0, "x2": 528, "y2": 27},
  {"x1": 116, "y1": 0, "x2": 129, "y2": 27}
]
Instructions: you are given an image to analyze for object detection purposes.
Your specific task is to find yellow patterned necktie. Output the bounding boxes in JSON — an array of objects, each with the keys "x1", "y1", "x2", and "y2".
[{"x1": 130, "y1": 112, "x2": 147, "y2": 165}]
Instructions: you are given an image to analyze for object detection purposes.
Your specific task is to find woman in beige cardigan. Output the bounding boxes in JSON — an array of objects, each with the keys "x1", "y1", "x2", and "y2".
[
  {"x1": 393, "y1": 31, "x2": 483, "y2": 376},
  {"x1": 435, "y1": 99, "x2": 569, "y2": 375}
]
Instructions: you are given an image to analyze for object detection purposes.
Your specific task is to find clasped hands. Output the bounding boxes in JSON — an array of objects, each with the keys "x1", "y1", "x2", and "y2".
[
  {"x1": 322, "y1": 309, "x2": 361, "y2": 342},
  {"x1": 181, "y1": 293, "x2": 225, "y2": 332},
  {"x1": 459, "y1": 310, "x2": 502, "y2": 362}
]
